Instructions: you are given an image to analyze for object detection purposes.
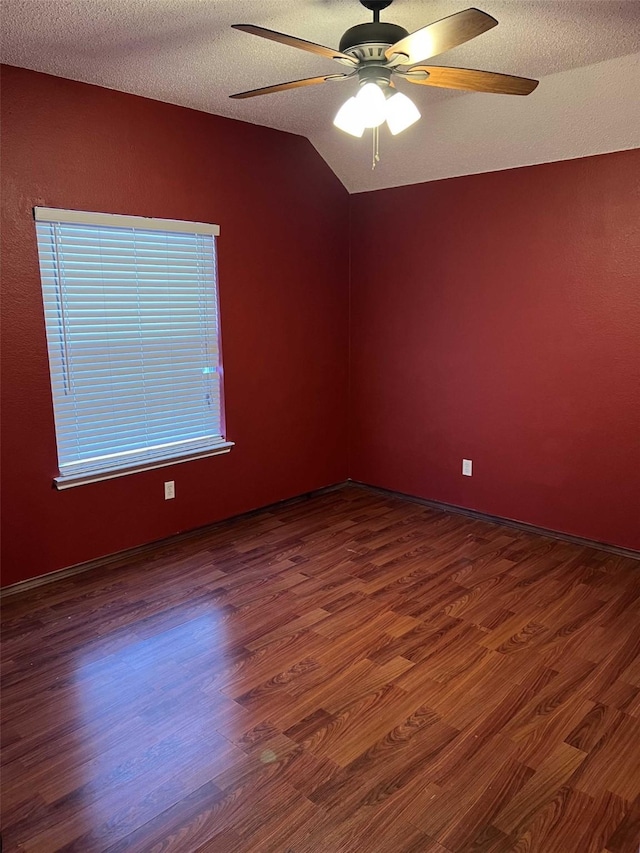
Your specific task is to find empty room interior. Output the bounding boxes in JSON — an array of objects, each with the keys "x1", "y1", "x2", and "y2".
[{"x1": 1, "y1": 1, "x2": 639, "y2": 851}]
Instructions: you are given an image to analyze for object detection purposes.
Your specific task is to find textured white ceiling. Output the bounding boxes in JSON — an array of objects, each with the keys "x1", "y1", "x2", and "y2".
[{"x1": 1, "y1": 0, "x2": 639, "y2": 192}]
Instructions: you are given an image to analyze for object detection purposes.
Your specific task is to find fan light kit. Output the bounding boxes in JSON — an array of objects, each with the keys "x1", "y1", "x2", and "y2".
[
  {"x1": 230, "y1": 1, "x2": 538, "y2": 166},
  {"x1": 334, "y1": 84, "x2": 421, "y2": 137}
]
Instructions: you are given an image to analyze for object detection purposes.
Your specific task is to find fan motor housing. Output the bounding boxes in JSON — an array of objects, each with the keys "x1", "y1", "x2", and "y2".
[{"x1": 339, "y1": 22, "x2": 409, "y2": 56}]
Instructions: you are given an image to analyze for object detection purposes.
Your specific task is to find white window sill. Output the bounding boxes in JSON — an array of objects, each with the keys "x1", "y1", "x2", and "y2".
[{"x1": 53, "y1": 441, "x2": 234, "y2": 489}]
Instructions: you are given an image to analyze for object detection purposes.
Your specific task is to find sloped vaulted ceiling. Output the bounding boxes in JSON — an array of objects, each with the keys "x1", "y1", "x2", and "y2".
[{"x1": 1, "y1": 0, "x2": 639, "y2": 192}]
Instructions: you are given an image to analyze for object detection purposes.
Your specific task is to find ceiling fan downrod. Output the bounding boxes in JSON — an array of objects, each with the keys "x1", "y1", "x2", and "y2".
[
  {"x1": 339, "y1": 0, "x2": 407, "y2": 58},
  {"x1": 359, "y1": 0, "x2": 394, "y2": 24}
]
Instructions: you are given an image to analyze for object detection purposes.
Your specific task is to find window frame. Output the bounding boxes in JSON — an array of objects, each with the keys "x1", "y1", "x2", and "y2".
[{"x1": 34, "y1": 207, "x2": 233, "y2": 489}]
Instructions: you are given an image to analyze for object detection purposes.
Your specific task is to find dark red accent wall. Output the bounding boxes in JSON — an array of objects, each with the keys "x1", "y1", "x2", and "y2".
[
  {"x1": 350, "y1": 150, "x2": 640, "y2": 551},
  {"x1": 0, "y1": 65, "x2": 349, "y2": 586}
]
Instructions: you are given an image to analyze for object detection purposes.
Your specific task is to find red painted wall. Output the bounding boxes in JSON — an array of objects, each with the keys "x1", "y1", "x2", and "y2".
[
  {"x1": 1, "y1": 65, "x2": 350, "y2": 586},
  {"x1": 350, "y1": 150, "x2": 640, "y2": 551},
  {"x1": 2, "y1": 66, "x2": 637, "y2": 588}
]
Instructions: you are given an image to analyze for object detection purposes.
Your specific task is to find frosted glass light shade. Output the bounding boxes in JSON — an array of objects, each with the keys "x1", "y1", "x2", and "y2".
[
  {"x1": 355, "y1": 82, "x2": 387, "y2": 128},
  {"x1": 385, "y1": 91, "x2": 421, "y2": 135},
  {"x1": 334, "y1": 85, "x2": 421, "y2": 137},
  {"x1": 333, "y1": 97, "x2": 366, "y2": 137}
]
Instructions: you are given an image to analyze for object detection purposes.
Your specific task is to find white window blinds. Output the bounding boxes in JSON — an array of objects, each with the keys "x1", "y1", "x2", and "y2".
[{"x1": 34, "y1": 208, "x2": 232, "y2": 487}]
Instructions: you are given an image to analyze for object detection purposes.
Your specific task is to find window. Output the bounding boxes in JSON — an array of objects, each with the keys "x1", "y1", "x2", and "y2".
[{"x1": 34, "y1": 208, "x2": 232, "y2": 488}]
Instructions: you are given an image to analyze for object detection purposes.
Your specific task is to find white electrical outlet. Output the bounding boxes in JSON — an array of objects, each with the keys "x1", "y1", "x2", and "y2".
[
  {"x1": 462, "y1": 459, "x2": 473, "y2": 477},
  {"x1": 164, "y1": 480, "x2": 175, "y2": 500}
]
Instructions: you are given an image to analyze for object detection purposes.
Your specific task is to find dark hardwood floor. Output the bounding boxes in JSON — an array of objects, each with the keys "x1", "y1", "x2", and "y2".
[{"x1": 2, "y1": 484, "x2": 640, "y2": 852}]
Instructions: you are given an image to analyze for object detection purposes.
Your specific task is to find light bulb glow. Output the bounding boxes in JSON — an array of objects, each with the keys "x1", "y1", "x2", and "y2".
[
  {"x1": 334, "y1": 85, "x2": 421, "y2": 138},
  {"x1": 385, "y1": 91, "x2": 421, "y2": 135},
  {"x1": 355, "y1": 83, "x2": 387, "y2": 128},
  {"x1": 333, "y1": 97, "x2": 366, "y2": 137}
]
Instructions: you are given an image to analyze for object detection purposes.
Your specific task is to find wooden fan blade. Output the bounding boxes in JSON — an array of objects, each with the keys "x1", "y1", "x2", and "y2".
[
  {"x1": 232, "y1": 24, "x2": 357, "y2": 65},
  {"x1": 385, "y1": 8, "x2": 497, "y2": 66},
  {"x1": 403, "y1": 66, "x2": 539, "y2": 95},
  {"x1": 229, "y1": 74, "x2": 347, "y2": 100}
]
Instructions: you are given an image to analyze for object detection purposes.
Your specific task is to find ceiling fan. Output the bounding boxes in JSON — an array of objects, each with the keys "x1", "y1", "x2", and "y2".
[{"x1": 230, "y1": 0, "x2": 539, "y2": 140}]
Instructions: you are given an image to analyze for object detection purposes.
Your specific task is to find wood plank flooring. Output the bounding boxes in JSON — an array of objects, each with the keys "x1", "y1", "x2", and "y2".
[{"x1": 2, "y1": 484, "x2": 639, "y2": 852}]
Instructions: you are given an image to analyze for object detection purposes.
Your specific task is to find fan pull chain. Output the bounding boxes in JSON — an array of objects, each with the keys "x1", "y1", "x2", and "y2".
[{"x1": 372, "y1": 126, "x2": 380, "y2": 170}]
